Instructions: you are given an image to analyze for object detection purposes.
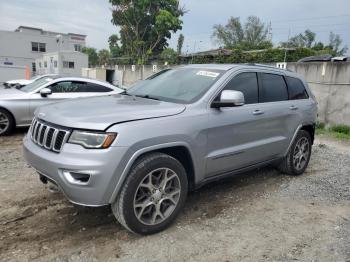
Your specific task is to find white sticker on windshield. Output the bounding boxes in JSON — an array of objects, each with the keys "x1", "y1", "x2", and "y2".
[{"x1": 196, "y1": 71, "x2": 220, "y2": 78}]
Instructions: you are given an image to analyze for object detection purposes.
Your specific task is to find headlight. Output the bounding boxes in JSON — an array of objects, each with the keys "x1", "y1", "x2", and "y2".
[{"x1": 68, "y1": 131, "x2": 117, "y2": 149}]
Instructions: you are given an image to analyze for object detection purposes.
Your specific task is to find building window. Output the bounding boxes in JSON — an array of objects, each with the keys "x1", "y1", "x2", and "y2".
[
  {"x1": 63, "y1": 61, "x2": 75, "y2": 69},
  {"x1": 39, "y1": 43, "x2": 46, "y2": 52},
  {"x1": 32, "y1": 62, "x2": 36, "y2": 73},
  {"x1": 32, "y1": 42, "x2": 39, "y2": 52},
  {"x1": 74, "y1": 44, "x2": 82, "y2": 51},
  {"x1": 31, "y1": 42, "x2": 46, "y2": 52},
  {"x1": 44, "y1": 61, "x2": 47, "y2": 68},
  {"x1": 54, "y1": 61, "x2": 58, "y2": 68}
]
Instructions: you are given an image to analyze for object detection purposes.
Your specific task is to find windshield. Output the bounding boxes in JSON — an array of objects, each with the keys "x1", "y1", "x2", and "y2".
[
  {"x1": 30, "y1": 75, "x2": 43, "y2": 81},
  {"x1": 127, "y1": 68, "x2": 224, "y2": 104},
  {"x1": 21, "y1": 77, "x2": 53, "y2": 93}
]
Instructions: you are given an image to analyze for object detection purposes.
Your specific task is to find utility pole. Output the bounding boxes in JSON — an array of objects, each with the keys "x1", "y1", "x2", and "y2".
[
  {"x1": 191, "y1": 40, "x2": 202, "y2": 64},
  {"x1": 284, "y1": 28, "x2": 291, "y2": 63},
  {"x1": 267, "y1": 21, "x2": 272, "y2": 42}
]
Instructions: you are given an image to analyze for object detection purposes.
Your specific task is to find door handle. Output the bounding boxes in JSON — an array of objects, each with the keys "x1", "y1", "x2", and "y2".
[
  {"x1": 252, "y1": 109, "x2": 264, "y2": 115},
  {"x1": 289, "y1": 105, "x2": 298, "y2": 110}
]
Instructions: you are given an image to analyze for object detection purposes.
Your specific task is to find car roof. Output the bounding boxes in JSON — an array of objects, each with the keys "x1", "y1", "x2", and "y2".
[
  {"x1": 50, "y1": 77, "x2": 113, "y2": 86},
  {"x1": 181, "y1": 63, "x2": 293, "y2": 73},
  {"x1": 182, "y1": 64, "x2": 238, "y2": 71}
]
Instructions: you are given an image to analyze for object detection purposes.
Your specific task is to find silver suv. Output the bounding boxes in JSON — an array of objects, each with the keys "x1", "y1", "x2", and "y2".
[{"x1": 23, "y1": 64, "x2": 317, "y2": 234}]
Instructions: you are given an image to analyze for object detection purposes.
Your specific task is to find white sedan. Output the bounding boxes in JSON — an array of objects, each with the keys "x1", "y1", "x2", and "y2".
[
  {"x1": 4, "y1": 74, "x2": 59, "y2": 88},
  {"x1": 0, "y1": 76, "x2": 123, "y2": 135}
]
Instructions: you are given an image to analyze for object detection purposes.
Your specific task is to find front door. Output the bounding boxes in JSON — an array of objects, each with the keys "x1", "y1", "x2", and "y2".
[{"x1": 206, "y1": 72, "x2": 269, "y2": 176}]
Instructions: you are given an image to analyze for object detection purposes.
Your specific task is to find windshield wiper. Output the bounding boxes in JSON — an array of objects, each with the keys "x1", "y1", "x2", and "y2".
[
  {"x1": 120, "y1": 90, "x2": 132, "y2": 96},
  {"x1": 132, "y1": 94, "x2": 159, "y2": 101}
]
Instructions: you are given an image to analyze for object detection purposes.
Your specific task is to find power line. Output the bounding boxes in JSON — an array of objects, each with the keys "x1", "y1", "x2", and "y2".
[
  {"x1": 271, "y1": 14, "x2": 350, "y2": 23},
  {"x1": 273, "y1": 22, "x2": 350, "y2": 31}
]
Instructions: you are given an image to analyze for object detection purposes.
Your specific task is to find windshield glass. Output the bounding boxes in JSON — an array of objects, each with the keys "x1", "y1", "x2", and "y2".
[
  {"x1": 30, "y1": 75, "x2": 43, "y2": 81},
  {"x1": 127, "y1": 68, "x2": 224, "y2": 104},
  {"x1": 21, "y1": 77, "x2": 53, "y2": 93}
]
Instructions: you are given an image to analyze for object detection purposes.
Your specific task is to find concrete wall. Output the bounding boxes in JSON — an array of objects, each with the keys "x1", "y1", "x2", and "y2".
[
  {"x1": 0, "y1": 65, "x2": 26, "y2": 84},
  {"x1": 120, "y1": 65, "x2": 170, "y2": 87},
  {"x1": 286, "y1": 62, "x2": 350, "y2": 126},
  {"x1": 119, "y1": 62, "x2": 350, "y2": 126}
]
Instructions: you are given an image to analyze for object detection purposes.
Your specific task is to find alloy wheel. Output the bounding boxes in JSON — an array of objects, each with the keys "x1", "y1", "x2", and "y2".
[
  {"x1": 293, "y1": 137, "x2": 310, "y2": 171},
  {"x1": 0, "y1": 112, "x2": 10, "y2": 135},
  {"x1": 133, "y1": 168, "x2": 181, "y2": 225}
]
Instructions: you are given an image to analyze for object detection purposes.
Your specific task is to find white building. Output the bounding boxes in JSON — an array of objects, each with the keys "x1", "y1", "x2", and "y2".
[
  {"x1": 0, "y1": 26, "x2": 86, "y2": 82},
  {"x1": 36, "y1": 51, "x2": 88, "y2": 77}
]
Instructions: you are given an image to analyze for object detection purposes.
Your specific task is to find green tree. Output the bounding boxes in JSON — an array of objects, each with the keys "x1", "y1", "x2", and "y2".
[
  {"x1": 160, "y1": 48, "x2": 177, "y2": 64},
  {"x1": 177, "y1": 33, "x2": 184, "y2": 55},
  {"x1": 81, "y1": 47, "x2": 99, "y2": 67},
  {"x1": 98, "y1": 49, "x2": 111, "y2": 66},
  {"x1": 281, "y1": 29, "x2": 316, "y2": 48},
  {"x1": 109, "y1": 0, "x2": 185, "y2": 64},
  {"x1": 212, "y1": 16, "x2": 272, "y2": 50},
  {"x1": 108, "y1": 34, "x2": 122, "y2": 59},
  {"x1": 327, "y1": 32, "x2": 348, "y2": 56}
]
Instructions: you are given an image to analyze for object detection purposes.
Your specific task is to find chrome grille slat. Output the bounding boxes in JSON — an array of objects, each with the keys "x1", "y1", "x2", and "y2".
[{"x1": 29, "y1": 118, "x2": 70, "y2": 153}]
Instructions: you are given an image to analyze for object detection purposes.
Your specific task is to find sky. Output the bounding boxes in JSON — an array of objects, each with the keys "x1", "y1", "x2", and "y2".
[{"x1": 1, "y1": 0, "x2": 350, "y2": 54}]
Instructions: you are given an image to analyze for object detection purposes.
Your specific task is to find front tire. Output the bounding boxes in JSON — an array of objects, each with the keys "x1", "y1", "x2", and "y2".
[
  {"x1": 0, "y1": 109, "x2": 14, "y2": 136},
  {"x1": 112, "y1": 152, "x2": 188, "y2": 235},
  {"x1": 278, "y1": 130, "x2": 312, "y2": 176}
]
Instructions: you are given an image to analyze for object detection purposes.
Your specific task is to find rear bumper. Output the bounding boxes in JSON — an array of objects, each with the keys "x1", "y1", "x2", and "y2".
[{"x1": 23, "y1": 134, "x2": 128, "y2": 206}]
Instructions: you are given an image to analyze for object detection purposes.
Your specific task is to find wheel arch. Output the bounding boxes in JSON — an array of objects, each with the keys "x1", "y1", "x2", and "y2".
[
  {"x1": 109, "y1": 142, "x2": 196, "y2": 203},
  {"x1": 300, "y1": 124, "x2": 315, "y2": 144},
  {"x1": 285, "y1": 123, "x2": 315, "y2": 156}
]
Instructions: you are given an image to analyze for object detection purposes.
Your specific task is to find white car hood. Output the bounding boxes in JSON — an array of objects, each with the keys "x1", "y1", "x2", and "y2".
[{"x1": 5, "y1": 79, "x2": 33, "y2": 85}]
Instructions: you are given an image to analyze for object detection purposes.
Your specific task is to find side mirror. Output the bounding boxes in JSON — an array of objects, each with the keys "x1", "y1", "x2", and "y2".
[
  {"x1": 211, "y1": 90, "x2": 245, "y2": 108},
  {"x1": 40, "y1": 88, "x2": 52, "y2": 97}
]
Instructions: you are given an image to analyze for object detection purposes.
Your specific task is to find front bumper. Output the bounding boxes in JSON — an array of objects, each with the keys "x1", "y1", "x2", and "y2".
[{"x1": 23, "y1": 134, "x2": 128, "y2": 206}]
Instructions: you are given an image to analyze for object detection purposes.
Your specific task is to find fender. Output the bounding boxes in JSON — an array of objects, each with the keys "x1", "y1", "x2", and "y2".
[
  {"x1": 284, "y1": 123, "x2": 315, "y2": 156},
  {"x1": 108, "y1": 141, "x2": 195, "y2": 203}
]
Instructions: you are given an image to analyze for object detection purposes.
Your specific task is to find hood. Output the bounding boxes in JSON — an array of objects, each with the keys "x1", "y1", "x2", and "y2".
[
  {"x1": 5, "y1": 79, "x2": 32, "y2": 85},
  {"x1": 0, "y1": 87, "x2": 25, "y2": 99},
  {"x1": 36, "y1": 94, "x2": 186, "y2": 130}
]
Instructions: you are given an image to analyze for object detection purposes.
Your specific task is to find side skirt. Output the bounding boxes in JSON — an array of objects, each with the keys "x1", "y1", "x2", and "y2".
[{"x1": 194, "y1": 157, "x2": 282, "y2": 190}]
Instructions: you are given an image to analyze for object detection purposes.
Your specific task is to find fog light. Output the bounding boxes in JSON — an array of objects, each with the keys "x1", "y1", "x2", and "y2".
[{"x1": 63, "y1": 171, "x2": 91, "y2": 185}]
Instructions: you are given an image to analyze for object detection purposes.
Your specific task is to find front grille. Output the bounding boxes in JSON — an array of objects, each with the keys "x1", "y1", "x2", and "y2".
[{"x1": 29, "y1": 118, "x2": 70, "y2": 153}]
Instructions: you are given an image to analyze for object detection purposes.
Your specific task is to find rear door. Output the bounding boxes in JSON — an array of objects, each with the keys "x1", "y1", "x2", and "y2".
[
  {"x1": 284, "y1": 75, "x2": 312, "y2": 139},
  {"x1": 254, "y1": 72, "x2": 294, "y2": 157}
]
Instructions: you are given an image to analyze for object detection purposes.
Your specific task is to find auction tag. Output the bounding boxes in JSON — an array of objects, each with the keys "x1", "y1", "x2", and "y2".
[{"x1": 196, "y1": 71, "x2": 220, "y2": 78}]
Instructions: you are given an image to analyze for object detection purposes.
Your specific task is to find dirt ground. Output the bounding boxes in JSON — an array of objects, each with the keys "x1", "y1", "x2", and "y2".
[{"x1": 0, "y1": 129, "x2": 349, "y2": 262}]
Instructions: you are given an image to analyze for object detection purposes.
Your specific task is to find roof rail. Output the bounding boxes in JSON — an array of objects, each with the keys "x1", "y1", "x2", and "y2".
[{"x1": 245, "y1": 63, "x2": 293, "y2": 72}]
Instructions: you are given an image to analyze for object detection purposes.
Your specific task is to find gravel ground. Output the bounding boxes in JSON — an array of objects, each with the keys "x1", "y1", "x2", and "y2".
[{"x1": 0, "y1": 130, "x2": 349, "y2": 262}]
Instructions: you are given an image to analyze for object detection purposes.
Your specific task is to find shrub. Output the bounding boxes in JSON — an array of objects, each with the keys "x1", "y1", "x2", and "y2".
[
  {"x1": 330, "y1": 125, "x2": 350, "y2": 135},
  {"x1": 316, "y1": 122, "x2": 325, "y2": 129}
]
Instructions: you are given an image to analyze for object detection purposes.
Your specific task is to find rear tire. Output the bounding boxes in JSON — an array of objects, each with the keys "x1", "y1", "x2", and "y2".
[
  {"x1": 0, "y1": 109, "x2": 14, "y2": 136},
  {"x1": 112, "y1": 152, "x2": 188, "y2": 235},
  {"x1": 278, "y1": 130, "x2": 312, "y2": 176}
]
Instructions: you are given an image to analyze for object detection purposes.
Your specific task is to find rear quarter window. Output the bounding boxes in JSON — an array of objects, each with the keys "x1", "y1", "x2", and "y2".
[{"x1": 285, "y1": 76, "x2": 309, "y2": 100}]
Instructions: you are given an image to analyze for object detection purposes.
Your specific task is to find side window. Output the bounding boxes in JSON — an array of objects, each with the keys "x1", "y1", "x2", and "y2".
[
  {"x1": 259, "y1": 73, "x2": 288, "y2": 103},
  {"x1": 223, "y1": 72, "x2": 258, "y2": 104},
  {"x1": 49, "y1": 81, "x2": 87, "y2": 93},
  {"x1": 85, "y1": 82, "x2": 113, "y2": 92},
  {"x1": 285, "y1": 76, "x2": 309, "y2": 100}
]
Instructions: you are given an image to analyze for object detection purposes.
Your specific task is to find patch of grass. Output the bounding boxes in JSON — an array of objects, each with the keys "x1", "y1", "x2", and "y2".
[
  {"x1": 330, "y1": 125, "x2": 350, "y2": 135},
  {"x1": 316, "y1": 123, "x2": 350, "y2": 140}
]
